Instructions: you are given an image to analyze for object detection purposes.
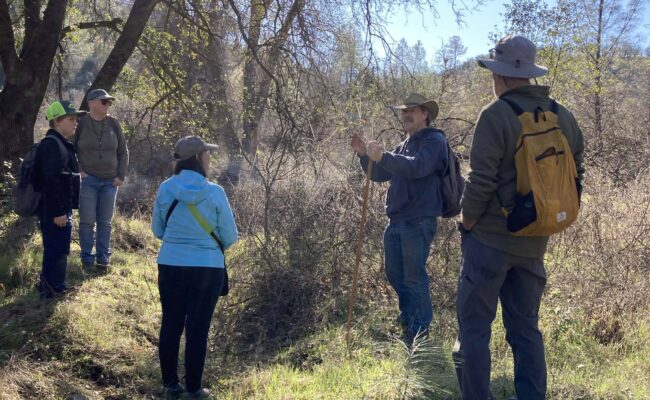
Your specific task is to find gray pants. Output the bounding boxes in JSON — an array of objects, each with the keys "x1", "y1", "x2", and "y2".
[{"x1": 453, "y1": 230, "x2": 547, "y2": 400}]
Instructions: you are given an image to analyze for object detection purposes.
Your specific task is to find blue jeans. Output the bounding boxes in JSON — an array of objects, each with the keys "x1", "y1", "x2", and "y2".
[
  {"x1": 39, "y1": 210, "x2": 72, "y2": 297},
  {"x1": 79, "y1": 174, "x2": 118, "y2": 264},
  {"x1": 453, "y1": 229, "x2": 547, "y2": 400},
  {"x1": 384, "y1": 217, "x2": 437, "y2": 335}
]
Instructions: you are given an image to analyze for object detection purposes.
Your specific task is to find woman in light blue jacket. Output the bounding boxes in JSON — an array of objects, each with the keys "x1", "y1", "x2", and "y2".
[{"x1": 151, "y1": 136, "x2": 238, "y2": 400}]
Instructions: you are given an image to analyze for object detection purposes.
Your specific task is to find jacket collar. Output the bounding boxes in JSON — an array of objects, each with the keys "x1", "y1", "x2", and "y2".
[
  {"x1": 409, "y1": 127, "x2": 440, "y2": 141},
  {"x1": 46, "y1": 128, "x2": 71, "y2": 143},
  {"x1": 500, "y1": 85, "x2": 550, "y2": 100}
]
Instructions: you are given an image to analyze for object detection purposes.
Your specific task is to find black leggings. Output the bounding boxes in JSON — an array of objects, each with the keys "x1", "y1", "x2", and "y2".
[{"x1": 158, "y1": 264, "x2": 225, "y2": 392}]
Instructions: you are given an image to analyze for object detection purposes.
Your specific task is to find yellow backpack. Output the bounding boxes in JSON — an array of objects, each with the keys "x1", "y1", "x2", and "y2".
[{"x1": 499, "y1": 98, "x2": 580, "y2": 236}]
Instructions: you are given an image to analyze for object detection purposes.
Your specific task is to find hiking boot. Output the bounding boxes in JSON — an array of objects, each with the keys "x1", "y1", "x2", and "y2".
[
  {"x1": 95, "y1": 261, "x2": 110, "y2": 271},
  {"x1": 162, "y1": 383, "x2": 185, "y2": 399},
  {"x1": 184, "y1": 388, "x2": 211, "y2": 399},
  {"x1": 81, "y1": 261, "x2": 95, "y2": 270}
]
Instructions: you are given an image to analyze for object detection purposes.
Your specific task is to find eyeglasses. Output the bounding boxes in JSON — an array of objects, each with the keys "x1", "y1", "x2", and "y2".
[{"x1": 101, "y1": 99, "x2": 113, "y2": 106}]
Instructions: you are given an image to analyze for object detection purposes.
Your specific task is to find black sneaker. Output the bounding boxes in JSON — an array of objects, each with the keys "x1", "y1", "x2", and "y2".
[
  {"x1": 162, "y1": 383, "x2": 185, "y2": 399},
  {"x1": 184, "y1": 388, "x2": 211, "y2": 399}
]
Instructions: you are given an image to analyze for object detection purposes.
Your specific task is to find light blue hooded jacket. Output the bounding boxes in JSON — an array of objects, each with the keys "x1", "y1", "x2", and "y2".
[{"x1": 152, "y1": 170, "x2": 238, "y2": 268}]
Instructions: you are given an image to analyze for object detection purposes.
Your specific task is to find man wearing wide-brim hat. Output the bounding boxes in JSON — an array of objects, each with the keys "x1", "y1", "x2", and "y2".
[
  {"x1": 350, "y1": 93, "x2": 449, "y2": 346},
  {"x1": 453, "y1": 35, "x2": 585, "y2": 399}
]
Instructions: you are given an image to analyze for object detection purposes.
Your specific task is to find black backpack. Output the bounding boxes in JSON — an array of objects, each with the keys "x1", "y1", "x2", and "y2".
[
  {"x1": 437, "y1": 133, "x2": 464, "y2": 218},
  {"x1": 14, "y1": 136, "x2": 68, "y2": 217}
]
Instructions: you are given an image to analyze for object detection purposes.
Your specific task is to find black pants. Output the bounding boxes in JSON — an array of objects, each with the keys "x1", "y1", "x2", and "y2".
[
  {"x1": 453, "y1": 231, "x2": 547, "y2": 400},
  {"x1": 158, "y1": 264, "x2": 224, "y2": 392},
  {"x1": 39, "y1": 211, "x2": 72, "y2": 297}
]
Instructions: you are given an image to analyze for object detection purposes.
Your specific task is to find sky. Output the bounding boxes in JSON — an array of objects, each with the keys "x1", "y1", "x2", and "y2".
[
  {"x1": 384, "y1": 0, "x2": 650, "y2": 64},
  {"x1": 384, "y1": 1, "x2": 508, "y2": 62}
]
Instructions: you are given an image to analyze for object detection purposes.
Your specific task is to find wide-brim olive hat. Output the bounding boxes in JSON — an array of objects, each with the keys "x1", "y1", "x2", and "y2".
[
  {"x1": 46, "y1": 101, "x2": 87, "y2": 121},
  {"x1": 173, "y1": 136, "x2": 219, "y2": 161},
  {"x1": 392, "y1": 93, "x2": 439, "y2": 121},
  {"x1": 478, "y1": 35, "x2": 548, "y2": 79}
]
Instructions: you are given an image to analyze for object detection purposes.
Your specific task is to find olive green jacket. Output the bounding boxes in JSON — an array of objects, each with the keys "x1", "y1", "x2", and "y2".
[{"x1": 461, "y1": 85, "x2": 585, "y2": 258}]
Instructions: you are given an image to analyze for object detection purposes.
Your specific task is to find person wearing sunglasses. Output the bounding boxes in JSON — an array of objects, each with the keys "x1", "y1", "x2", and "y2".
[
  {"x1": 74, "y1": 89, "x2": 129, "y2": 271},
  {"x1": 33, "y1": 101, "x2": 86, "y2": 298}
]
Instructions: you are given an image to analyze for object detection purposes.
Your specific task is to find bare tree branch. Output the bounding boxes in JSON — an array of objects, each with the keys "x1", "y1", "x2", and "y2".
[{"x1": 61, "y1": 17, "x2": 123, "y2": 39}]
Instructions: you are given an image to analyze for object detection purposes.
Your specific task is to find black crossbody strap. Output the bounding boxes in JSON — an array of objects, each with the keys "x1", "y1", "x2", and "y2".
[
  {"x1": 165, "y1": 199, "x2": 179, "y2": 225},
  {"x1": 163, "y1": 198, "x2": 225, "y2": 252}
]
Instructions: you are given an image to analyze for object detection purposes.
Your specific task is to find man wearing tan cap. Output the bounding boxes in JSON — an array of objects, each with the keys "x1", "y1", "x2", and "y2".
[
  {"x1": 454, "y1": 35, "x2": 585, "y2": 399},
  {"x1": 350, "y1": 93, "x2": 449, "y2": 346}
]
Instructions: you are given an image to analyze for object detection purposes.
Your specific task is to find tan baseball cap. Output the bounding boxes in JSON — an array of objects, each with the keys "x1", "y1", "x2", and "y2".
[{"x1": 173, "y1": 136, "x2": 219, "y2": 160}]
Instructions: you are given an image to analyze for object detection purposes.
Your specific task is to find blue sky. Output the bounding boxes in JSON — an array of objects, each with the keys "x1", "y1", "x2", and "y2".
[
  {"x1": 384, "y1": 1, "x2": 507, "y2": 61},
  {"x1": 384, "y1": 0, "x2": 650, "y2": 63}
]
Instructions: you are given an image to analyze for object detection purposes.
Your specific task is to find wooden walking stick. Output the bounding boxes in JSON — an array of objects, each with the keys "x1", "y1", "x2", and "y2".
[{"x1": 345, "y1": 159, "x2": 373, "y2": 346}]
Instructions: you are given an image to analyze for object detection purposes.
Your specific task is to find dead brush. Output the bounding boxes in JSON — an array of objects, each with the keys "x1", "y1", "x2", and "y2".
[
  {"x1": 546, "y1": 170, "x2": 650, "y2": 343},
  {"x1": 214, "y1": 164, "x2": 391, "y2": 357}
]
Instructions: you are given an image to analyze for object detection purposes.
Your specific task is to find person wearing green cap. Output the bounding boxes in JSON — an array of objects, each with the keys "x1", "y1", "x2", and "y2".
[
  {"x1": 74, "y1": 89, "x2": 129, "y2": 270},
  {"x1": 34, "y1": 100, "x2": 86, "y2": 298}
]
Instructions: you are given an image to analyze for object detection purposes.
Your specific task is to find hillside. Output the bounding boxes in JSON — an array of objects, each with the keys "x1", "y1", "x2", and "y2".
[{"x1": 0, "y1": 174, "x2": 648, "y2": 399}]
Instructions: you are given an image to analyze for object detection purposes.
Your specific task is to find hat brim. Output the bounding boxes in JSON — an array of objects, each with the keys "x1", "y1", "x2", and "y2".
[
  {"x1": 393, "y1": 100, "x2": 439, "y2": 121},
  {"x1": 204, "y1": 144, "x2": 219, "y2": 152},
  {"x1": 47, "y1": 110, "x2": 87, "y2": 121},
  {"x1": 89, "y1": 95, "x2": 116, "y2": 101},
  {"x1": 478, "y1": 59, "x2": 548, "y2": 79}
]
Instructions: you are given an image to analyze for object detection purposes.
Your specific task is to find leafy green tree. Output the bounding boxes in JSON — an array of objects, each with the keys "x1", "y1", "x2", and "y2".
[{"x1": 0, "y1": 0, "x2": 158, "y2": 161}]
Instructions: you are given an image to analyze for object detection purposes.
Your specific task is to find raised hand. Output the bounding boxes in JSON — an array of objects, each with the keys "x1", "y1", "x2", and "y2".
[{"x1": 350, "y1": 133, "x2": 367, "y2": 156}]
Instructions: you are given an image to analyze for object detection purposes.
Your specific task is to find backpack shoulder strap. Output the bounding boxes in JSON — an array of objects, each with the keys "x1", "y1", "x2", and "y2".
[
  {"x1": 106, "y1": 115, "x2": 120, "y2": 133},
  {"x1": 42, "y1": 135, "x2": 69, "y2": 172}
]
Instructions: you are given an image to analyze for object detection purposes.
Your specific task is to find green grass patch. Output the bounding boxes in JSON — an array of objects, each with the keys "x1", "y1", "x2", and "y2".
[{"x1": 0, "y1": 212, "x2": 648, "y2": 399}]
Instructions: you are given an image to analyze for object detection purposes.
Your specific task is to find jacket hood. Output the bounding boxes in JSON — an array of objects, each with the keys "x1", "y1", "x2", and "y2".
[{"x1": 166, "y1": 170, "x2": 209, "y2": 205}]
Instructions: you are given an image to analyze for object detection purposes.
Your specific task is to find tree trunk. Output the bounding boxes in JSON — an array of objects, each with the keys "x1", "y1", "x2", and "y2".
[
  {"x1": 240, "y1": 0, "x2": 270, "y2": 156},
  {"x1": 0, "y1": 0, "x2": 68, "y2": 161},
  {"x1": 240, "y1": 0, "x2": 304, "y2": 157},
  {"x1": 80, "y1": 0, "x2": 159, "y2": 109}
]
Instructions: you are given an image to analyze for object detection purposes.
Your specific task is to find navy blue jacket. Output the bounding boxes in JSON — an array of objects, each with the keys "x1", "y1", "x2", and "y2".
[
  {"x1": 359, "y1": 128, "x2": 448, "y2": 222},
  {"x1": 34, "y1": 129, "x2": 80, "y2": 218}
]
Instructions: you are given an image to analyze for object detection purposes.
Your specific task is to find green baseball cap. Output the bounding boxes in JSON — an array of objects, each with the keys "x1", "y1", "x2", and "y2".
[{"x1": 46, "y1": 101, "x2": 87, "y2": 121}]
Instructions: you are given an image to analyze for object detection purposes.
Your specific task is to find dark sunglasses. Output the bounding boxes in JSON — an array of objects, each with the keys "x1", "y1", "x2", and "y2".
[{"x1": 101, "y1": 99, "x2": 113, "y2": 106}]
